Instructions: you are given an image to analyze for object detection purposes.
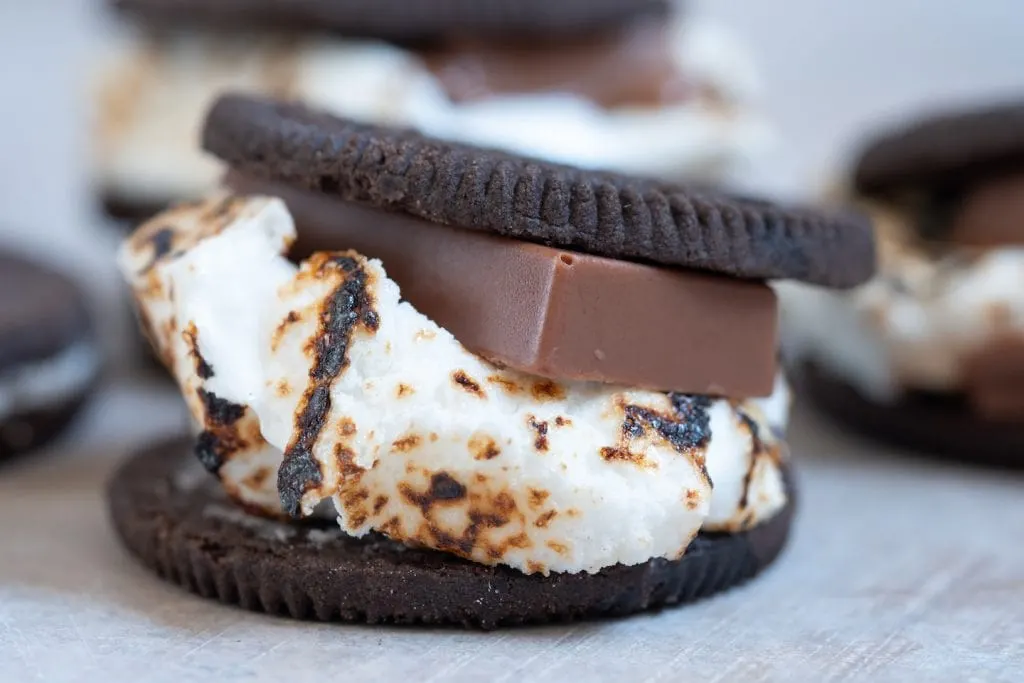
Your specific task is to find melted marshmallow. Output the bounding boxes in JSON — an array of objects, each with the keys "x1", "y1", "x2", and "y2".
[
  {"x1": 119, "y1": 196, "x2": 789, "y2": 574},
  {"x1": 779, "y1": 202, "x2": 1024, "y2": 398}
]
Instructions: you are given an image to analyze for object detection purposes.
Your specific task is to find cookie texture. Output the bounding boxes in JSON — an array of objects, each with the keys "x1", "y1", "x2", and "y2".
[
  {"x1": 0, "y1": 254, "x2": 92, "y2": 370},
  {"x1": 113, "y1": 0, "x2": 670, "y2": 40},
  {"x1": 0, "y1": 252, "x2": 100, "y2": 462},
  {"x1": 108, "y1": 437, "x2": 795, "y2": 628},
  {"x1": 799, "y1": 362, "x2": 1024, "y2": 469},
  {"x1": 203, "y1": 94, "x2": 874, "y2": 288},
  {"x1": 854, "y1": 102, "x2": 1024, "y2": 195},
  {"x1": 0, "y1": 394, "x2": 94, "y2": 463},
  {"x1": 101, "y1": 195, "x2": 171, "y2": 226}
]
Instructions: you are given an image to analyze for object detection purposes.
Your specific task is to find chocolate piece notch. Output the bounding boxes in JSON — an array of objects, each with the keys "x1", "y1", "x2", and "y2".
[{"x1": 229, "y1": 173, "x2": 779, "y2": 397}]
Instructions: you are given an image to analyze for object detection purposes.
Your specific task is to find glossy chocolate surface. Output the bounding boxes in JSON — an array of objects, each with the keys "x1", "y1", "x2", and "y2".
[{"x1": 229, "y1": 173, "x2": 778, "y2": 396}]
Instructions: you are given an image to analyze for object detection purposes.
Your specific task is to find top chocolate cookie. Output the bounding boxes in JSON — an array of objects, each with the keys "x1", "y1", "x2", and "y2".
[
  {"x1": 113, "y1": 0, "x2": 670, "y2": 40},
  {"x1": 854, "y1": 101, "x2": 1024, "y2": 195},
  {"x1": 203, "y1": 94, "x2": 874, "y2": 288}
]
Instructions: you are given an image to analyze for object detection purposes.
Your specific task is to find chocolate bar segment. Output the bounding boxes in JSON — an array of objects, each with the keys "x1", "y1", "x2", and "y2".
[
  {"x1": 962, "y1": 335, "x2": 1024, "y2": 422},
  {"x1": 228, "y1": 173, "x2": 778, "y2": 397},
  {"x1": 949, "y1": 172, "x2": 1024, "y2": 246}
]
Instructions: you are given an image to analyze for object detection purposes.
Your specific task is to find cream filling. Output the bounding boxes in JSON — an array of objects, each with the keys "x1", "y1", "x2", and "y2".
[
  {"x1": 119, "y1": 195, "x2": 790, "y2": 575},
  {"x1": 778, "y1": 203, "x2": 1024, "y2": 399},
  {"x1": 92, "y1": 16, "x2": 770, "y2": 204},
  {"x1": 0, "y1": 342, "x2": 100, "y2": 419}
]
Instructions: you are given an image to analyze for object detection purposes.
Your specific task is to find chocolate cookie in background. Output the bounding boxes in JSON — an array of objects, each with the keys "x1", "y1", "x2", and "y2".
[
  {"x1": 779, "y1": 101, "x2": 1024, "y2": 468},
  {"x1": 91, "y1": 0, "x2": 770, "y2": 222},
  {"x1": 109, "y1": 94, "x2": 874, "y2": 628},
  {"x1": 0, "y1": 252, "x2": 102, "y2": 463}
]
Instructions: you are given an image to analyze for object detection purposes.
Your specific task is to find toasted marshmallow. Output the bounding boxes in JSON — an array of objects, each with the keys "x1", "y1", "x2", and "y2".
[
  {"x1": 120, "y1": 196, "x2": 790, "y2": 574},
  {"x1": 120, "y1": 196, "x2": 295, "y2": 517},
  {"x1": 778, "y1": 202, "x2": 1024, "y2": 399}
]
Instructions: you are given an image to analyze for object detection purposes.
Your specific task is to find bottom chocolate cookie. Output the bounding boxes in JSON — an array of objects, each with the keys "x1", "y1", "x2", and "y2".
[
  {"x1": 108, "y1": 438, "x2": 795, "y2": 629},
  {"x1": 1, "y1": 392, "x2": 95, "y2": 463},
  {"x1": 798, "y1": 362, "x2": 1024, "y2": 469}
]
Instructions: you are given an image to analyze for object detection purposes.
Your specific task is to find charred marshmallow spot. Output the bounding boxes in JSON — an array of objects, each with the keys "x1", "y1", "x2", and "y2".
[
  {"x1": 391, "y1": 471, "x2": 538, "y2": 564},
  {"x1": 488, "y1": 375, "x2": 523, "y2": 395},
  {"x1": 194, "y1": 388, "x2": 248, "y2": 473},
  {"x1": 141, "y1": 226, "x2": 176, "y2": 273},
  {"x1": 124, "y1": 196, "x2": 261, "y2": 276},
  {"x1": 118, "y1": 196, "x2": 297, "y2": 518},
  {"x1": 526, "y1": 416, "x2": 549, "y2": 452},
  {"x1": 279, "y1": 254, "x2": 378, "y2": 517},
  {"x1": 701, "y1": 400, "x2": 787, "y2": 533},
  {"x1": 271, "y1": 310, "x2": 302, "y2": 351},
  {"x1": 528, "y1": 488, "x2": 550, "y2": 509},
  {"x1": 242, "y1": 466, "x2": 274, "y2": 490},
  {"x1": 600, "y1": 395, "x2": 712, "y2": 474},
  {"x1": 392, "y1": 433, "x2": 422, "y2": 452},
  {"x1": 531, "y1": 380, "x2": 566, "y2": 402},
  {"x1": 183, "y1": 322, "x2": 214, "y2": 379},
  {"x1": 534, "y1": 510, "x2": 557, "y2": 528},
  {"x1": 452, "y1": 370, "x2": 486, "y2": 397},
  {"x1": 469, "y1": 433, "x2": 502, "y2": 460},
  {"x1": 403, "y1": 472, "x2": 467, "y2": 512}
]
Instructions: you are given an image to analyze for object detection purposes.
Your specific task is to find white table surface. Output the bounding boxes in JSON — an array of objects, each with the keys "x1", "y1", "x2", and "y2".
[{"x1": 1, "y1": 1, "x2": 1023, "y2": 681}]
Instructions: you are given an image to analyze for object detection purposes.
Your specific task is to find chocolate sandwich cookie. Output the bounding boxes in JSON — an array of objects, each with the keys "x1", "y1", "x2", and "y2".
[
  {"x1": 94, "y1": 0, "x2": 769, "y2": 222},
  {"x1": 208, "y1": 95, "x2": 872, "y2": 289},
  {"x1": 0, "y1": 253, "x2": 101, "y2": 462},
  {"x1": 112, "y1": 94, "x2": 871, "y2": 626},
  {"x1": 782, "y1": 101, "x2": 1024, "y2": 467},
  {"x1": 854, "y1": 102, "x2": 1024, "y2": 196},
  {"x1": 96, "y1": 0, "x2": 770, "y2": 378},
  {"x1": 109, "y1": 437, "x2": 795, "y2": 629},
  {"x1": 113, "y1": 0, "x2": 670, "y2": 40},
  {"x1": 800, "y1": 363, "x2": 1024, "y2": 470}
]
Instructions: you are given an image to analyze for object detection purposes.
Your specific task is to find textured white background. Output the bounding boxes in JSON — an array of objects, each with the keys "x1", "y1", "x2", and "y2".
[{"x1": 1, "y1": 1, "x2": 1023, "y2": 681}]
